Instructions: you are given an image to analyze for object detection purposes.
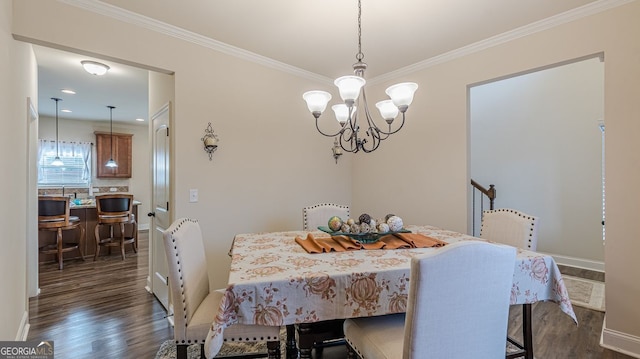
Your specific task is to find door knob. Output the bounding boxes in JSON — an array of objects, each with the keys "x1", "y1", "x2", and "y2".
[{"x1": 147, "y1": 212, "x2": 156, "y2": 217}]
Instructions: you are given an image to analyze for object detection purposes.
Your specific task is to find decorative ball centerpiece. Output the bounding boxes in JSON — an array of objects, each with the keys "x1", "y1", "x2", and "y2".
[
  {"x1": 328, "y1": 216, "x2": 343, "y2": 231},
  {"x1": 321, "y1": 212, "x2": 405, "y2": 243},
  {"x1": 386, "y1": 215, "x2": 404, "y2": 232}
]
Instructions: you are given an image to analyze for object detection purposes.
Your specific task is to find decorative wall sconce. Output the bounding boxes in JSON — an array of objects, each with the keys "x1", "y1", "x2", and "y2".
[
  {"x1": 332, "y1": 137, "x2": 343, "y2": 164},
  {"x1": 201, "y1": 122, "x2": 219, "y2": 161}
]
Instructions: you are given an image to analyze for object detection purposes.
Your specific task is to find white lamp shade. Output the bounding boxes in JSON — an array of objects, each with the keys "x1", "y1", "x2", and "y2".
[
  {"x1": 334, "y1": 76, "x2": 366, "y2": 102},
  {"x1": 303, "y1": 91, "x2": 332, "y2": 114},
  {"x1": 51, "y1": 157, "x2": 64, "y2": 166},
  {"x1": 375, "y1": 100, "x2": 399, "y2": 120},
  {"x1": 105, "y1": 159, "x2": 118, "y2": 168},
  {"x1": 332, "y1": 104, "x2": 356, "y2": 124},
  {"x1": 385, "y1": 82, "x2": 418, "y2": 107},
  {"x1": 81, "y1": 60, "x2": 110, "y2": 76},
  {"x1": 332, "y1": 104, "x2": 348, "y2": 123}
]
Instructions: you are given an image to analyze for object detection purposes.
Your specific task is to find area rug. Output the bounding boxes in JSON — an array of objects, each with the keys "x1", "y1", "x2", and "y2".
[
  {"x1": 155, "y1": 327, "x2": 287, "y2": 359},
  {"x1": 564, "y1": 275, "x2": 605, "y2": 312}
]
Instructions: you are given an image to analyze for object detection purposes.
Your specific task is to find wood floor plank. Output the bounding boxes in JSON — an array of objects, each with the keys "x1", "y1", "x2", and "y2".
[{"x1": 28, "y1": 232, "x2": 633, "y2": 358}]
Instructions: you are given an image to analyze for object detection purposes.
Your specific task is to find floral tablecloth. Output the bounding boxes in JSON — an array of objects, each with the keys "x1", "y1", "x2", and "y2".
[{"x1": 205, "y1": 225, "x2": 576, "y2": 358}]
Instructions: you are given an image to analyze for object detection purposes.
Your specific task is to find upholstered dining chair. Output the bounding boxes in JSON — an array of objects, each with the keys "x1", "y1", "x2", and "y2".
[
  {"x1": 303, "y1": 203, "x2": 350, "y2": 231},
  {"x1": 38, "y1": 196, "x2": 85, "y2": 270},
  {"x1": 480, "y1": 207, "x2": 539, "y2": 358},
  {"x1": 480, "y1": 208, "x2": 539, "y2": 251},
  {"x1": 343, "y1": 240, "x2": 516, "y2": 359},
  {"x1": 299, "y1": 203, "x2": 350, "y2": 356},
  {"x1": 94, "y1": 194, "x2": 137, "y2": 260},
  {"x1": 163, "y1": 218, "x2": 281, "y2": 359}
]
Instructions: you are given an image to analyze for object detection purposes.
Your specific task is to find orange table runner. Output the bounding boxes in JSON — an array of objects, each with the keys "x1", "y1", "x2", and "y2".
[{"x1": 295, "y1": 232, "x2": 447, "y2": 253}]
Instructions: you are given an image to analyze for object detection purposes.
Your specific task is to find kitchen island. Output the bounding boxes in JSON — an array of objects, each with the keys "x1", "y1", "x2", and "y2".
[{"x1": 38, "y1": 200, "x2": 140, "y2": 264}]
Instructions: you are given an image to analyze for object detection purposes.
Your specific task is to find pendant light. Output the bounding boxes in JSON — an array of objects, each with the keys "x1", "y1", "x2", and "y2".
[
  {"x1": 51, "y1": 98, "x2": 64, "y2": 166},
  {"x1": 105, "y1": 105, "x2": 118, "y2": 168}
]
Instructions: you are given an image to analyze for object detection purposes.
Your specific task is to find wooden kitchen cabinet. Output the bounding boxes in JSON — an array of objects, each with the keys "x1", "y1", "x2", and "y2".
[{"x1": 95, "y1": 132, "x2": 133, "y2": 178}]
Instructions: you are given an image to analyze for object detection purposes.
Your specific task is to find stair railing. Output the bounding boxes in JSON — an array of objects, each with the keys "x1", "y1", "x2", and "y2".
[{"x1": 470, "y1": 179, "x2": 496, "y2": 236}]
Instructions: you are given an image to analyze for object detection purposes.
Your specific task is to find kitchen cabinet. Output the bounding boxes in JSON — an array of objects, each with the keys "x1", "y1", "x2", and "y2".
[{"x1": 95, "y1": 132, "x2": 133, "y2": 178}]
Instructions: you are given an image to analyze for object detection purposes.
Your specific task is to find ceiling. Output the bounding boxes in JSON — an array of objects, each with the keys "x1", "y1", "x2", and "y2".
[
  {"x1": 35, "y1": 0, "x2": 601, "y2": 123},
  {"x1": 35, "y1": 45, "x2": 149, "y2": 125}
]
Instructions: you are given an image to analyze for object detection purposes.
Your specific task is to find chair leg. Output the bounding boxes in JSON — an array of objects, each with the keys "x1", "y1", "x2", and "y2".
[
  {"x1": 56, "y1": 228, "x2": 63, "y2": 270},
  {"x1": 267, "y1": 340, "x2": 281, "y2": 359},
  {"x1": 176, "y1": 344, "x2": 188, "y2": 359},
  {"x1": 131, "y1": 220, "x2": 138, "y2": 253},
  {"x1": 78, "y1": 225, "x2": 86, "y2": 261},
  {"x1": 120, "y1": 222, "x2": 126, "y2": 260},
  {"x1": 285, "y1": 325, "x2": 298, "y2": 359},
  {"x1": 94, "y1": 224, "x2": 101, "y2": 261}
]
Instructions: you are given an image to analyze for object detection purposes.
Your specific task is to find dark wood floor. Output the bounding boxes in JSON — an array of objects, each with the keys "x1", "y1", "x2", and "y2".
[{"x1": 28, "y1": 232, "x2": 633, "y2": 359}]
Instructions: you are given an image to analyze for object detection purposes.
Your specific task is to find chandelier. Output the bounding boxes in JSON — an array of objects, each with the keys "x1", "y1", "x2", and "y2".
[{"x1": 302, "y1": 0, "x2": 418, "y2": 153}]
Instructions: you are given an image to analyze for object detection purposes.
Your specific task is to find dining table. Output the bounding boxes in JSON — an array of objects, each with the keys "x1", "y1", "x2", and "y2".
[{"x1": 204, "y1": 224, "x2": 577, "y2": 359}]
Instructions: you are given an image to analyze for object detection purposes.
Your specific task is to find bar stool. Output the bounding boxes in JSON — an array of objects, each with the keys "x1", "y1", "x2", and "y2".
[
  {"x1": 94, "y1": 194, "x2": 137, "y2": 260},
  {"x1": 38, "y1": 196, "x2": 85, "y2": 270}
]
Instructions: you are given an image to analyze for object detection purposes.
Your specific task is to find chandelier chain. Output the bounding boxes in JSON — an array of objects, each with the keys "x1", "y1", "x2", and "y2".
[{"x1": 356, "y1": 0, "x2": 364, "y2": 62}]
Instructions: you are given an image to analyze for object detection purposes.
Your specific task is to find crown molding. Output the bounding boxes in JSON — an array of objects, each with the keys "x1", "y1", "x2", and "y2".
[
  {"x1": 369, "y1": 0, "x2": 635, "y2": 84},
  {"x1": 57, "y1": 0, "x2": 333, "y2": 85},
  {"x1": 59, "y1": 0, "x2": 632, "y2": 86}
]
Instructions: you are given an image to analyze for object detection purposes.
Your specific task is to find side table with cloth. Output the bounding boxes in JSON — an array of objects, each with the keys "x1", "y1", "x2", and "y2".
[{"x1": 205, "y1": 225, "x2": 577, "y2": 359}]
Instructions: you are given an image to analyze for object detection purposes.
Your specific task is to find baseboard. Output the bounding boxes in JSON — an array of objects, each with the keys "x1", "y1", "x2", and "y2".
[
  {"x1": 16, "y1": 311, "x2": 29, "y2": 341},
  {"x1": 541, "y1": 252, "x2": 605, "y2": 272},
  {"x1": 601, "y1": 316, "x2": 640, "y2": 358}
]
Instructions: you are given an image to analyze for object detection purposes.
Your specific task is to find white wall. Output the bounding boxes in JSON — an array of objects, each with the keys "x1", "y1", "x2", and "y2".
[
  {"x1": 38, "y1": 117, "x2": 151, "y2": 228},
  {"x1": 350, "y1": 2, "x2": 640, "y2": 352},
  {"x1": 12, "y1": 0, "x2": 352, "y2": 292},
  {"x1": 470, "y1": 58, "x2": 604, "y2": 264},
  {"x1": 10, "y1": 0, "x2": 640, "y2": 354},
  {"x1": 0, "y1": 0, "x2": 36, "y2": 340}
]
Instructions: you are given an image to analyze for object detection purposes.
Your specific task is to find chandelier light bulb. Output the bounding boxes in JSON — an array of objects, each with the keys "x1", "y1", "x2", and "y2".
[
  {"x1": 375, "y1": 100, "x2": 399, "y2": 121},
  {"x1": 334, "y1": 75, "x2": 366, "y2": 103},
  {"x1": 303, "y1": 91, "x2": 332, "y2": 117},
  {"x1": 385, "y1": 82, "x2": 419, "y2": 110},
  {"x1": 332, "y1": 104, "x2": 356, "y2": 124}
]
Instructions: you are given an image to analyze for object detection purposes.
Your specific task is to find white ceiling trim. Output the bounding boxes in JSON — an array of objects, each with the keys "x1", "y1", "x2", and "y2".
[
  {"x1": 57, "y1": 0, "x2": 334, "y2": 85},
  {"x1": 370, "y1": 0, "x2": 634, "y2": 85},
  {"x1": 60, "y1": 0, "x2": 632, "y2": 87}
]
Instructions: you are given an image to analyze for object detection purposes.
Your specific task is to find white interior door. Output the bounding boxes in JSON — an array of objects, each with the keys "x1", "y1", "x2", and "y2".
[{"x1": 150, "y1": 103, "x2": 171, "y2": 310}]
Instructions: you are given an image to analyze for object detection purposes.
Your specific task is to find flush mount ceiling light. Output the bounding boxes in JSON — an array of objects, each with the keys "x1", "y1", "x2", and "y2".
[
  {"x1": 302, "y1": 0, "x2": 418, "y2": 153},
  {"x1": 61, "y1": 89, "x2": 76, "y2": 94},
  {"x1": 81, "y1": 60, "x2": 110, "y2": 76}
]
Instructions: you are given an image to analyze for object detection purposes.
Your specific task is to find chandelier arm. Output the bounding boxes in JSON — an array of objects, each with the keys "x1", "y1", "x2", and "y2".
[
  {"x1": 362, "y1": 126, "x2": 382, "y2": 153},
  {"x1": 339, "y1": 127, "x2": 359, "y2": 153},
  {"x1": 360, "y1": 89, "x2": 394, "y2": 137},
  {"x1": 373, "y1": 112, "x2": 407, "y2": 136},
  {"x1": 314, "y1": 116, "x2": 345, "y2": 138}
]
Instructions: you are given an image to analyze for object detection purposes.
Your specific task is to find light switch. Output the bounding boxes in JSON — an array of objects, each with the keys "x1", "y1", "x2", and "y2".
[{"x1": 189, "y1": 189, "x2": 198, "y2": 203}]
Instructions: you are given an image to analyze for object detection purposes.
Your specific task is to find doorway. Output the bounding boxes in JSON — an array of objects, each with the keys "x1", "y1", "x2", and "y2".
[
  {"x1": 469, "y1": 55, "x2": 605, "y2": 270},
  {"x1": 28, "y1": 45, "x2": 172, "y2": 307}
]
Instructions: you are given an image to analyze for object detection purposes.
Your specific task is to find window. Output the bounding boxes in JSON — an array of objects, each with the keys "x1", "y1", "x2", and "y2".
[{"x1": 38, "y1": 139, "x2": 92, "y2": 186}]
